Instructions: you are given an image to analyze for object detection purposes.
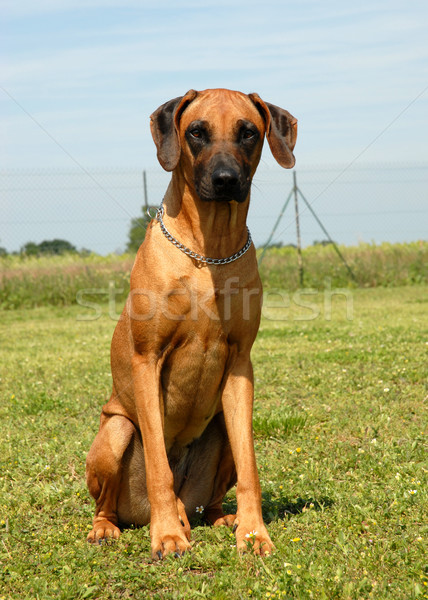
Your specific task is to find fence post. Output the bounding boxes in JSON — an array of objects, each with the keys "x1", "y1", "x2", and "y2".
[
  {"x1": 143, "y1": 170, "x2": 148, "y2": 210},
  {"x1": 296, "y1": 184, "x2": 357, "y2": 283},
  {"x1": 293, "y1": 171, "x2": 304, "y2": 286},
  {"x1": 258, "y1": 187, "x2": 293, "y2": 265}
]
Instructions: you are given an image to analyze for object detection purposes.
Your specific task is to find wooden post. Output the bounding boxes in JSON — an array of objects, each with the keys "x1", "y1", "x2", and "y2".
[{"x1": 293, "y1": 171, "x2": 304, "y2": 286}]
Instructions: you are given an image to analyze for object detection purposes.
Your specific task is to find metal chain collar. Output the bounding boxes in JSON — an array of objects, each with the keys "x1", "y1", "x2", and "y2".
[{"x1": 156, "y1": 204, "x2": 252, "y2": 265}]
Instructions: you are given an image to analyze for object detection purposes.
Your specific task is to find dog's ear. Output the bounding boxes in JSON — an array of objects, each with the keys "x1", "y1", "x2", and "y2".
[
  {"x1": 150, "y1": 90, "x2": 198, "y2": 171},
  {"x1": 249, "y1": 93, "x2": 297, "y2": 168}
]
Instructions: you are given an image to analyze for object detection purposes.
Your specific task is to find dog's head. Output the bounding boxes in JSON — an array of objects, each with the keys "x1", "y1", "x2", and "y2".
[{"x1": 150, "y1": 88, "x2": 297, "y2": 204}]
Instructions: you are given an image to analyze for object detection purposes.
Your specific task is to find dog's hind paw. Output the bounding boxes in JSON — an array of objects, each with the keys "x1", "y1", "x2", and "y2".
[
  {"x1": 87, "y1": 519, "x2": 120, "y2": 543},
  {"x1": 212, "y1": 513, "x2": 237, "y2": 527},
  {"x1": 205, "y1": 507, "x2": 237, "y2": 528}
]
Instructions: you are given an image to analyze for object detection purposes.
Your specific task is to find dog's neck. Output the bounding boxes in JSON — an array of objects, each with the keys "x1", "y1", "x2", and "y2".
[{"x1": 161, "y1": 171, "x2": 250, "y2": 261}]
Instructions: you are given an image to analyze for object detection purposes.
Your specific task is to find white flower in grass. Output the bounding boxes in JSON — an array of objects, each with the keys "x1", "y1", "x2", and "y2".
[
  {"x1": 195, "y1": 505, "x2": 204, "y2": 514},
  {"x1": 245, "y1": 530, "x2": 258, "y2": 539},
  {"x1": 409, "y1": 489, "x2": 417, "y2": 495}
]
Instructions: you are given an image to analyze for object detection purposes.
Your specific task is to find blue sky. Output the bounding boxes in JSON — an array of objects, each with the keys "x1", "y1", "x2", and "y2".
[
  {"x1": 1, "y1": 0, "x2": 427, "y2": 252},
  {"x1": 3, "y1": 0, "x2": 428, "y2": 167}
]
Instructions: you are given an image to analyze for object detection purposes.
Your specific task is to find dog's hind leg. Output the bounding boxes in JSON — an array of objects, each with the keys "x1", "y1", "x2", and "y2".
[
  {"x1": 86, "y1": 412, "x2": 135, "y2": 542},
  {"x1": 177, "y1": 413, "x2": 237, "y2": 526},
  {"x1": 204, "y1": 414, "x2": 237, "y2": 527},
  {"x1": 116, "y1": 425, "x2": 190, "y2": 539},
  {"x1": 205, "y1": 441, "x2": 237, "y2": 528}
]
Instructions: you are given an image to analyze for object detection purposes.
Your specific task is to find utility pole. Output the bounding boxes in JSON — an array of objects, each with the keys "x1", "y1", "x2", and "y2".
[{"x1": 293, "y1": 172, "x2": 304, "y2": 286}]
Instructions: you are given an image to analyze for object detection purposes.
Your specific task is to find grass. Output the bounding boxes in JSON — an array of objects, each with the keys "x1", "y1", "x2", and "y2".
[
  {"x1": 1, "y1": 241, "x2": 427, "y2": 309},
  {"x1": 0, "y1": 285, "x2": 427, "y2": 599},
  {"x1": 257, "y1": 241, "x2": 428, "y2": 289},
  {"x1": 0, "y1": 253, "x2": 133, "y2": 310}
]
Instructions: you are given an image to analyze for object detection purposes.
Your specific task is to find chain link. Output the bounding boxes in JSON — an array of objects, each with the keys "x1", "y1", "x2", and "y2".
[{"x1": 156, "y1": 203, "x2": 252, "y2": 265}]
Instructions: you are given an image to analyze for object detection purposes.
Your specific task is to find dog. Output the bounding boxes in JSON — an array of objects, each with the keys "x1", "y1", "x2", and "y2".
[{"x1": 86, "y1": 88, "x2": 297, "y2": 558}]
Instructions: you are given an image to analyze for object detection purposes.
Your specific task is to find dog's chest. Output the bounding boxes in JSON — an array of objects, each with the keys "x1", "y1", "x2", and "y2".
[{"x1": 161, "y1": 330, "x2": 229, "y2": 445}]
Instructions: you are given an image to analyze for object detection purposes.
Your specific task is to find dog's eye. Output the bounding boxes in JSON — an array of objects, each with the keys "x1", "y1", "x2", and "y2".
[
  {"x1": 190, "y1": 128, "x2": 202, "y2": 139},
  {"x1": 243, "y1": 129, "x2": 256, "y2": 140}
]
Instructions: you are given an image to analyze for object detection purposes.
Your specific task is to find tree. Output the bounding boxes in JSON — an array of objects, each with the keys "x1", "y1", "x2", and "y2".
[
  {"x1": 313, "y1": 240, "x2": 336, "y2": 247},
  {"x1": 20, "y1": 242, "x2": 40, "y2": 256},
  {"x1": 20, "y1": 239, "x2": 77, "y2": 256},
  {"x1": 39, "y1": 239, "x2": 77, "y2": 254},
  {"x1": 126, "y1": 207, "x2": 157, "y2": 253}
]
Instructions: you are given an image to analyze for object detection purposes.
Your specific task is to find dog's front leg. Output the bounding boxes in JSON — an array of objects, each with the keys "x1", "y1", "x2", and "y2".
[
  {"x1": 132, "y1": 352, "x2": 191, "y2": 559},
  {"x1": 221, "y1": 356, "x2": 274, "y2": 556}
]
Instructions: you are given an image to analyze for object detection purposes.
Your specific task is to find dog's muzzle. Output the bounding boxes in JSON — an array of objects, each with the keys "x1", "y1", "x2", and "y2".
[
  {"x1": 195, "y1": 157, "x2": 251, "y2": 204},
  {"x1": 211, "y1": 167, "x2": 240, "y2": 197}
]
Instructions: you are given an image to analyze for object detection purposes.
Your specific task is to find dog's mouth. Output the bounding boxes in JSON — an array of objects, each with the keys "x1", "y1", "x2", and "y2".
[{"x1": 198, "y1": 190, "x2": 248, "y2": 204}]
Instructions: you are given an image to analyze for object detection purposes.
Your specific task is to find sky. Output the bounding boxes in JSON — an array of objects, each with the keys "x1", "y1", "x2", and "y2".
[{"x1": 1, "y1": 0, "x2": 428, "y2": 253}]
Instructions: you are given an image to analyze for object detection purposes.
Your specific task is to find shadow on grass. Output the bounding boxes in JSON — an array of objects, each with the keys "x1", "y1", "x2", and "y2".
[
  {"x1": 119, "y1": 494, "x2": 334, "y2": 532},
  {"x1": 222, "y1": 492, "x2": 333, "y2": 525}
]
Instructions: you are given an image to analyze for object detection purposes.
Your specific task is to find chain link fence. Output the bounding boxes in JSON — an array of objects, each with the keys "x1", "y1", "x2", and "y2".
[{"x1": 1, "y1": 163, "x2": 427, "y2": 255}]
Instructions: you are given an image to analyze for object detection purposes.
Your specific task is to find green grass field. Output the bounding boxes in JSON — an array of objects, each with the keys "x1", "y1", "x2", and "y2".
[{"x1": 0, "y1": 282, "x2": 427, "y2": 599}]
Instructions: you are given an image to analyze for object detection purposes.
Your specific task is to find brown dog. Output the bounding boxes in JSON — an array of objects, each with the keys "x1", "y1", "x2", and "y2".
[{"x1": 86, "y1": 88, "x2": 297, "y2": 558}]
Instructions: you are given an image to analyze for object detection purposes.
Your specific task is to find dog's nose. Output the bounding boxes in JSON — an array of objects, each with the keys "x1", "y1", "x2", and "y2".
[{"x1": 212, "y1": 168, "x2": 239, "y2": 192}]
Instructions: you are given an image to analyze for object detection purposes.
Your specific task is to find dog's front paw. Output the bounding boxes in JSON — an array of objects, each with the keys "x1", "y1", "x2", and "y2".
[
  {"x1": 234, "y1": 520, "x2": 274, "y2": 556},
  {"x1": 150, "y1": 518, "x2": 192, "y2": 559},
  {"x1": 177, "y1": 498, "x2": 192, "y2": 541}
]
